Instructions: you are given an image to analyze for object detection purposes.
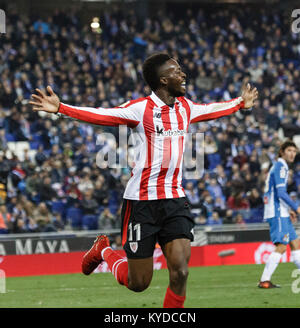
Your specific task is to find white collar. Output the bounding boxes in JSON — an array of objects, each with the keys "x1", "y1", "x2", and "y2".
[
  {"x1": 278, "y1": 157, "x2": 289, "y2": 169},
  {"x1": 149, "y1": 91, "x2": 180, "y2": 108}
]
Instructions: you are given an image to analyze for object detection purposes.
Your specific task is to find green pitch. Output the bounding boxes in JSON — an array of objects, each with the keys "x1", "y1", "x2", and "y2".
[{"x1": 1, "y1": 263, "x2": 300, "y2": 308}]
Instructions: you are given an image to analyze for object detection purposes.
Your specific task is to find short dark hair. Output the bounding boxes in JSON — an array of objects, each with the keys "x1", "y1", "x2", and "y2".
[
  {"x1": 278, "y1": 139, "x2": 298, "y2": 157},
  {"x1": 142, "y1": 53, "x2": 172, "y2": 91}
]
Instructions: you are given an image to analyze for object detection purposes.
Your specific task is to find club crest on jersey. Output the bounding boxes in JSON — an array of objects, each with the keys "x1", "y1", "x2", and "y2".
[
  {"x1": 283, "y1": 233, "x2": 289, "y2": 243},
  {"x1": 129, "y1": 242, "x2": 138, "y2": 253},
  {"x1": 280, "y1": 167, "x2": 286, "y2": 179}
]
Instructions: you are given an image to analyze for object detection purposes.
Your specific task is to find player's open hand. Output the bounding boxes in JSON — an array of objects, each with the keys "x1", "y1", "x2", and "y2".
[
  {"x1": 29, "y1": 86, "x2": 60, "y2": 114},
  {"x1": 290, "y1": 210, "x2": 298, "y2": 223},
  {"x1": 241, "y1": 83, "x2": 258, "y2": 109}
]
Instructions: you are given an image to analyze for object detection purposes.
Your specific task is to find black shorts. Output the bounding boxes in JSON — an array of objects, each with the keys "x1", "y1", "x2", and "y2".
[{"x1": 120, "y1": 197, "x2": 195, "y2": 259}]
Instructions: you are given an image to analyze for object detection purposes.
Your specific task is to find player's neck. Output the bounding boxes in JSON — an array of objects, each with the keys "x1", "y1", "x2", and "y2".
[
  {"x1": 279, "y1": 157, "x2": 289, "y2": 167},
  {"x1": 155, "y1": 89, "x2": 175, "y2": 107}
]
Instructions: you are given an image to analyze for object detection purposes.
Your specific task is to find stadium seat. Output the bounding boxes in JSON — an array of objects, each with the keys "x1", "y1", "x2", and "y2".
[
  {"x1": 32, "y1": 133, "x2": 43, "y2": 142},
  {"x1": 5, "y1": 133, "x2": 15, "y2": 142},
  {"x1": 66, "y1": 207, "x2": 83, "y2": 229},
  {"x1": 82, "y1": 215, "x2": 98, "y2": 230},
  {"x1": 109, "y1": 204, "x2": 118, "y2": 215},
  {"x1": 51, "y1": 201, "x2": 66, "y2": 216},
  {"x1": 207, "y1": 153, "x2": 222, "y2": 170},
  {"x1": 247, "y1": 208, "x2": 264, "y2": 223},
  {"x1": 29, "y1": 141, "x2": 40, "y2": 150},
  {"x1": 97, "y1": 206, "x2": 105, "y2": 215}
]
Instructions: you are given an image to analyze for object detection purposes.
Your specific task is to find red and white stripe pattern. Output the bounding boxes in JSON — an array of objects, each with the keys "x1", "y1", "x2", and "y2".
[
  {"x1": 112, "y1": 258, "x2": 127, "y2": 279},
  {"x1": 58, "y1": 92, "x2": 244, "y2": 200}
]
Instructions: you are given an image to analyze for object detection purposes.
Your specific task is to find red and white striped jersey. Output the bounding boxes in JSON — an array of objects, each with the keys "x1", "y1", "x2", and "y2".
[{"x1": 58, "y1": 92, "x2": 244, "y2": 201}]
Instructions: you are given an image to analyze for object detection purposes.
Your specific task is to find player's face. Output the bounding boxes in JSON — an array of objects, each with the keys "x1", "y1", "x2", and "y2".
[
  {"x1": 282, "y1": 146, "x2": 297, "y2": 164},
  {"x1": 159, "y1": 59, "x2": 186, "y2": 97}
]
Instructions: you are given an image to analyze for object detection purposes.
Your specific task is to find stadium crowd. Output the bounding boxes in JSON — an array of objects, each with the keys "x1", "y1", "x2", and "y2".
[{"x1": 0, "y1": 4, "x2": 300, "y2": 233}]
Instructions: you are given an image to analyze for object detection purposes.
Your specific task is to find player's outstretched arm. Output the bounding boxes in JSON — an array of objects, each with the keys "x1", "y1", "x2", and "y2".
[
  {"x1": 188, "y1": 83, "x2": 258, "y2": 123},
  {"x1": 30, "y1": 86, "x2": 60, "y2": 114},
  {"x1": 240, "y1": 83, "x2": 258, "y2": 109},
  {"x1": 30, "y1": 85, "x2": 140, "y2": 128}
]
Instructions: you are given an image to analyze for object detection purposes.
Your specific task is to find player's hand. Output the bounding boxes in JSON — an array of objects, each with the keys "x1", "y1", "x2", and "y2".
[
  {"x1": 241, "y1": 83, "x2": 258, "y2": 109},
  {"x1": 29, "y1": 86, "x2": 60, "y2": 114},
  {"x1": 297, "y1": 206, "x2": 300, "y2": 215},
  {"x1": 290, "y1": 210, "x2": 298, "y2": 223}
]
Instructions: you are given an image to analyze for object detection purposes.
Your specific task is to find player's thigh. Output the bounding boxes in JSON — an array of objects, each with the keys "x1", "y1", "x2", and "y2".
[
  {"x1": 287, "y1": 219, "x2": 299, "y2": 250},
  {"x1": 121, "y1": 199, "x2": 158, "y2": 259},
  {"x1": 269, "y1": 217, "x2": 290, "y2": 245},
  {"x1": 161, "y1": 238, "x2": 191, "y2": 270},
  {"x1": 127, "y1": 257, "x2": 154, "y2": 291},
  {"x1": 290, "y1": 238, "x2": 300, "y2": 250}
]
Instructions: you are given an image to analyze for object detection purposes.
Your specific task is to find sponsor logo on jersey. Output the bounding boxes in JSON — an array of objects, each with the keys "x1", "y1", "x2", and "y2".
[{"x1": 155, "y1": 125, "x2": 185, "y2": 137}]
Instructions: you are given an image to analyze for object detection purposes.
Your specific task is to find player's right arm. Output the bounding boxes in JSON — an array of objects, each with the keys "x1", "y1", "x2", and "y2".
[
  {"x1": 30, "y1": 86, "x2": 140, "y2": 128},
  {"x1": 274, "y1": 161, "x2": 300, "y2": 214}
]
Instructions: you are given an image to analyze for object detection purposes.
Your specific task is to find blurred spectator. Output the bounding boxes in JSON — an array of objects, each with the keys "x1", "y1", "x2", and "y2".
[
  {"x1": 25, "y1": 169, "x2": 40, "y2": 200},
  {"x1": 248, "y1": 188, "x2": 264, "y2": 209},
  {"x1": 33, "y1": 202, "x2": 56, "y2": 232},
  {"x1": 98, "y1": 207, "x2": 116, "y2": 230},
  {"x1": 207, "y1": 211, "x2": 223, "y2": 225},
  {"x1": 111, "y1": 234, "x2": 123, "y2": 250},
  {"x1": 0, "y1": 205, "x2": 12, "y2": 233},
  {"x1": 223, "y1": 209, "x2": 235, "y2": 224},
  {"x1": 207, "y1": 179, "x2": 224, "y2": 201},
  {"x1": 234, "y1": 213, "x2": 246, "y2": 226},
  {"x1": 227, "y1": 191, "x2": 250, "y2": 210},
  {"x1": 36, "y1": 176, "x2": 57, "y2": 202},
  {"x1": 93, "y1": 176, "x2": 109, "y2": 207},
  {"x1": 80, "y1": 189, "x2": 98, "y2": 215},
  {"x1": 194, "y1": 214, "x2": 207, "y2": 226},
  {"x1": 290, "y1": 192, "x2": 300, "y2": 209},
  {"x1": 51, "y1": 211, "x2": 65, "y2": 231},
  {"x1": 185, "y1": 181, "x2": 201, "y2": 210}
]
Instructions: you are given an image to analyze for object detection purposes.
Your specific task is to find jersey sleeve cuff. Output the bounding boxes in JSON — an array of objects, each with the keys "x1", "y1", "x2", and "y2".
[{"x1": 239, "y1": 97, "x2": 245, "y2": 109}]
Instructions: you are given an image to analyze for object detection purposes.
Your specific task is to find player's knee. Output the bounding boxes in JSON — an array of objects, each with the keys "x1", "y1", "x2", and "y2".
[
  {"x1": 169, "y1": 267, "x2": 189, "y2": 286},
  {"x1": 275, "y1": 243, "x2": 287, "y2": 254},
  {"x1": 128, "y1": 278, "x2": 151, "y2": 293}
]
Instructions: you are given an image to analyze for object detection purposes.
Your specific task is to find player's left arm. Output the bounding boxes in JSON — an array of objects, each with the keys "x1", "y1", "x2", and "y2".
[
  {"x1": 290, "y1": 210, "x2": 298, "y2": 223},
  {"x1": 274, "y1": 162, "x2": 299, "y2": 213},
  {"x1": 189, "y1": 83, "x2": 258, "y2": 123}
]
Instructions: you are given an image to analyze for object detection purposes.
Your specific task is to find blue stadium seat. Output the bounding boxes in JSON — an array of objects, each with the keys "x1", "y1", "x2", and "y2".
[
  {"x1": 30, "y1": 141, "x2": 40, "y2": 149},
  {"x1": 66, "y1": 207, "x2": 83, "y2": 229},
  {"x1": 207, "y1": 153, "x2": 221, "y2": 170},
  {"x1": 248, "y1": 208, "x2": 264, "y2": 223},
  {"x1": 51, "y1": 201, "x2": 66, "y2": 215},
  {"x1": 5, "y1": 133, "x2": 15, "y2": 141},
  {"x1": 97, "y1": 206, "x2": 105, "y2": 216},
  {"x1": 82, "y1": 215, "x2": 98, "y2": 230},
  {"x1": 32, "y1": 133, "x2": 43, "y2": 142}
]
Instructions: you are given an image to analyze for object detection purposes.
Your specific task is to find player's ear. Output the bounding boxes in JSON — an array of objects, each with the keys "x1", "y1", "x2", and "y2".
[{"x1": 159, "y1": 76, "x2": 168, "y2": 87}]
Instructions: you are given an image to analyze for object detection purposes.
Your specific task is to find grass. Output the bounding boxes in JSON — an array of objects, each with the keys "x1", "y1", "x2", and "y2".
[{"x1": 1, "y1": 263, "x2": 300, "y2": 308}]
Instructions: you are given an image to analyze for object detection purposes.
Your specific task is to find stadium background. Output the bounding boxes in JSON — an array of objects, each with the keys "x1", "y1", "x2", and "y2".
[{"x1": 0, "y1": 0, "x2": 300, "y2": 281}]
